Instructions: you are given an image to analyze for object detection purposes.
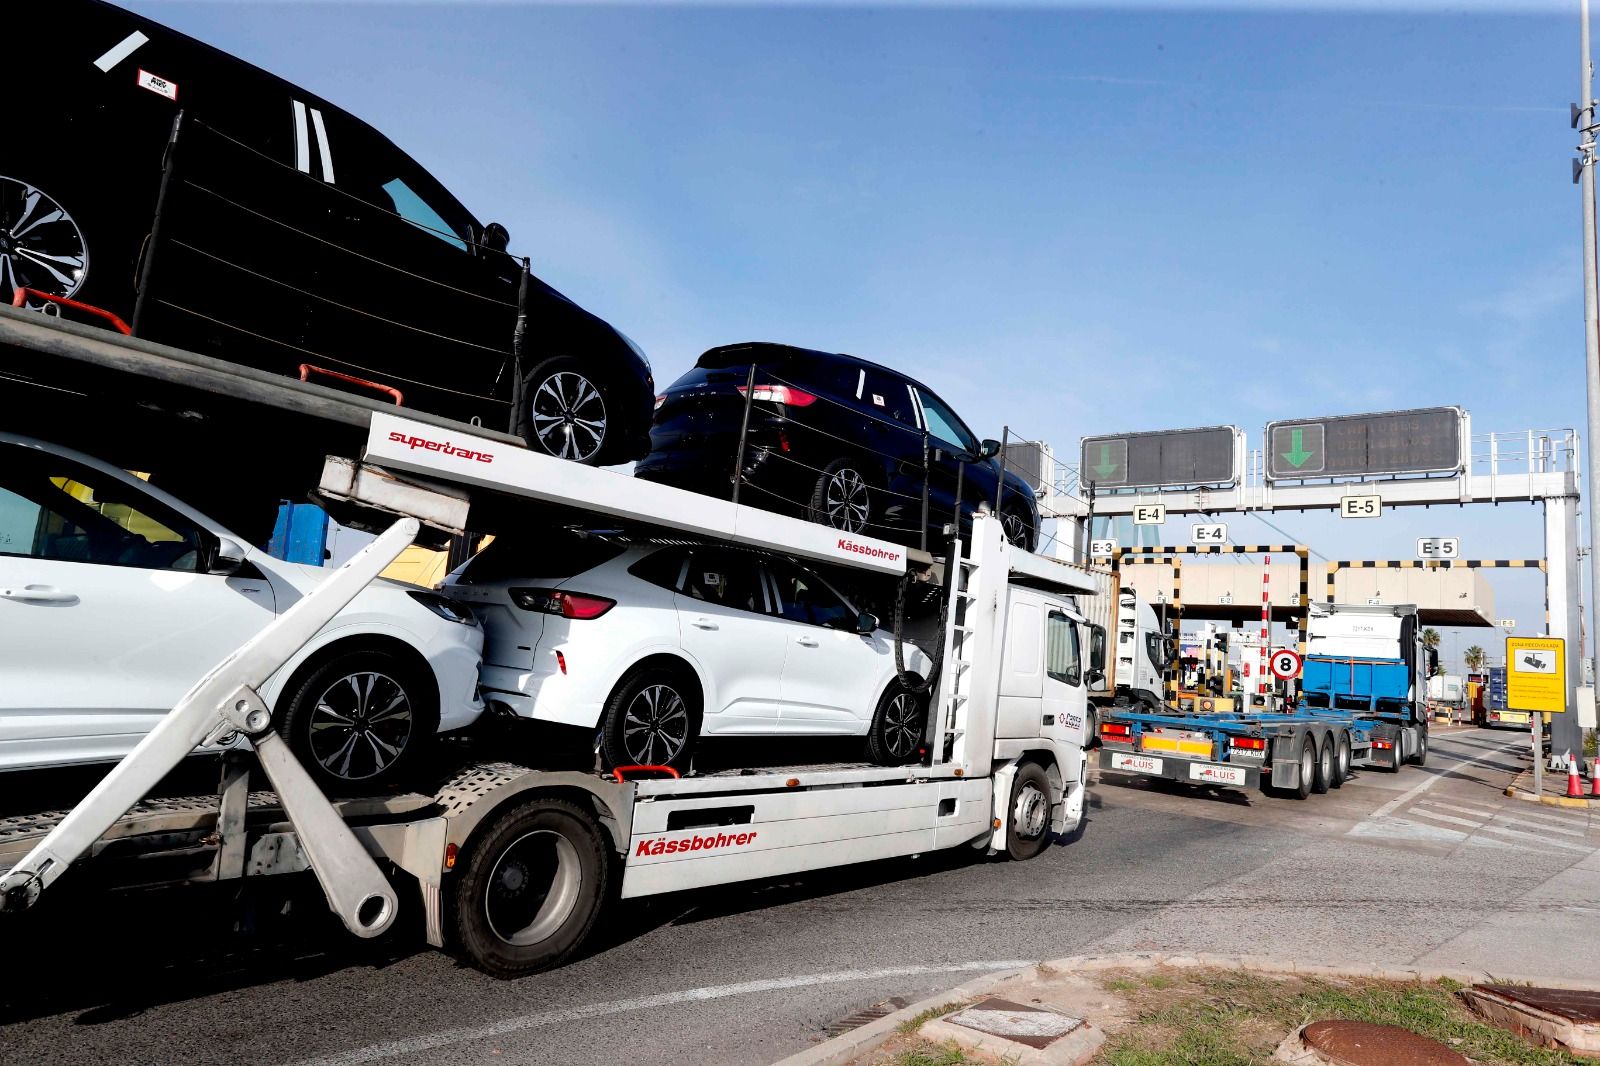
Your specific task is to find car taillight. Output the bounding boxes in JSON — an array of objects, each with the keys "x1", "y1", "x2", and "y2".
[
  {"x1": 737, "y1": 384, "x2": 817, "y2": 406},
  {"x1": 1100, "y1": 722, "x2": 1131, "y2": 738},
  {"x1": 1230, "y1": 736, "x2": 1266, "y2": 751},
  {"x1": 509, "y1": 588, "x2": 616, "y2": 619}
]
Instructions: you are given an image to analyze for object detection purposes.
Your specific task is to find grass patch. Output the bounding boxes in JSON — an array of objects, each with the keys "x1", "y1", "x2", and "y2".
[
  {"x1": 1093, "y1": 967, "x2": 1590, "y2": 1066},
  {"x1": 897, "y1": 1002, "x2": 969, "y2": 1035},
  {"x1": 887, "y1": 1039, "x2": 983, "y2": 1065}
]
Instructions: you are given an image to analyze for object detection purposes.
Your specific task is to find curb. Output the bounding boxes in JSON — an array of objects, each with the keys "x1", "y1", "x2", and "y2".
[
  {"x1": 1505, "y1": 770, "x2": 1596, "y2": 809},
  {"x1": 770, "y1": 952, "x2": 1600, "y2": 1066}
]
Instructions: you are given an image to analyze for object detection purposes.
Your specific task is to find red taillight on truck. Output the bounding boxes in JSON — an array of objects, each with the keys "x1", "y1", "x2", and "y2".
[
  {"x1": 1100, "y1": 722, "x2": 1131, "y2": 739},
  {"x1": 509, "y1": 588, "x2": 617, "y2": 619},
  {"x1": 737, "y1": 384, "x2": 817, "y2": 406},
  {"x1": 1230, "y1": 737, "x2": 1266, "y2": 751},
  {"x1": 1372, "y1": 739, "x2": 1394, "y2": 750}
]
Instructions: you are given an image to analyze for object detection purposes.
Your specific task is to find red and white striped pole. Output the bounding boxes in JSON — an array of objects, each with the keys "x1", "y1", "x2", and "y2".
[{"x1": 1259, "y1": 554, "x2": 1271, "y2": 711}]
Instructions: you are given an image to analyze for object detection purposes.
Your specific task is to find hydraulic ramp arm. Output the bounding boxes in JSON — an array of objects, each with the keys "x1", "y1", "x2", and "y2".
[{"x1": 0, "y1": 519, "x2": 423, "y2": 938}]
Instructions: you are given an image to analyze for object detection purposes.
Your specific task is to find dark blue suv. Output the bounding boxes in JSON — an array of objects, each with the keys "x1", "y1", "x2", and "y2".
[{"x1": 637, "y1": 342, "x2": 1041, "y2": 551}]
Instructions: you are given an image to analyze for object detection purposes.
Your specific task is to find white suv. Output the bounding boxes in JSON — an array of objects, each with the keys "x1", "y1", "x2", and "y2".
[
  {"x1": 0, "y1": 434, "x2": 485, "y2": 788},
  {"x1": 444, "y1": 532, "x2": 932, "y2": 770}
]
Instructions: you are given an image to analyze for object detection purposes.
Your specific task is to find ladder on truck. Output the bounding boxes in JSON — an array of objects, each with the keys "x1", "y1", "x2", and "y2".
[{"x1": 929, "y1": 515, "x2": 1008, "y2": 772}]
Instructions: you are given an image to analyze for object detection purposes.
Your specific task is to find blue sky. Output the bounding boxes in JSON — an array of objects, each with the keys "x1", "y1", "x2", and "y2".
[{"x1": 130, "y1": 0, "x2": 1590, "y2": 668}]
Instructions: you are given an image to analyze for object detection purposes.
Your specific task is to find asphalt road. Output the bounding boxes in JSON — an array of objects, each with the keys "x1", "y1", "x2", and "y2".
[{"x1": 3, "y1": 728, "x2": 1595, "y2": 1066}]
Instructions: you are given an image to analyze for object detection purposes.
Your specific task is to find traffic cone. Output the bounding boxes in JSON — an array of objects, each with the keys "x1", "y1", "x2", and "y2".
[
  {"x1": 1590, "y1": 757, "x2": 1600, "y2": 798},
  {"x1": 1566, "y1": 752, "x2": 1584, "y2": 799}
]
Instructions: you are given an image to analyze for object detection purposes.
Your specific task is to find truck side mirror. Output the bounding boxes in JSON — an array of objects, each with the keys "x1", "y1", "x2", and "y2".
[
  {"x1": 1087, "y1": 668, "x2": 1106, "y2": 688},
  {"x1": 1089, "y1": 624, "x2": 1107, "y2": 672}
]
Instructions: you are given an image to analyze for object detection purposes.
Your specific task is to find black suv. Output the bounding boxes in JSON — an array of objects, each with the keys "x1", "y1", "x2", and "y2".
[
  {"x1": 8, "y1": 0, "x2": 653, "y2": 465},
  {"x1": 637, "y1": 343, "x2": 1041, "y2": 551}
]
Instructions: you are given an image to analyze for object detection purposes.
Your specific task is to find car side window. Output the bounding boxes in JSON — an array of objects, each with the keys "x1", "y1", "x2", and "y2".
[
  {"x1": 915, "y1": 388, "x2": 978, "y2": 453},
  {"x1": 0, "y1": 446, "x2": 206, "y2": 572},
  {"x1": 683, "y1": 549, "x2": 767, "y2": 614},
  {"x1": 628, "y1": 548, "x2": 689, "y2": 592},
  {"x1": 380, "y1": 178, "x2": 471, "y2": 253},
  {"x1": 1047, "y1": 611, "x2": 1082, "y2": 686},
  {"x1": 768, "y1": 560, "x2": 856, "y2": 630},
  {"x1": 862, "y1": 371, "x2": 919, "y2": 428}
]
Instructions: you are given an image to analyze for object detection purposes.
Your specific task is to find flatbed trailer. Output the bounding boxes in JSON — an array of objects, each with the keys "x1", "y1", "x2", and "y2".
[
  {"x1": 0, "y1": 307, "x2": 1099, "y2": 975},
  {"x1": 1095, "y1": 704, "x2": 1422, "y2": 800}
]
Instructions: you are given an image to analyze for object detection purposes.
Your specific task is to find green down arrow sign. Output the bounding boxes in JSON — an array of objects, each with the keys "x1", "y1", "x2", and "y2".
[
  {"x1": 1092, "y1": 444, "x2": 1120, "y2": 478},
  {"x1": 1281, "y1": 428, "x2": 1315, "y2": 469}
]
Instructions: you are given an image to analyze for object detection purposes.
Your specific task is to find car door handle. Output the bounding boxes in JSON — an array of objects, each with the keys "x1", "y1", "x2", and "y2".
[
  {"x1": 690, "y1": 618, "x2": 719, "y2": 631},
  {"x1": 796, "y1": 636, "x2": 820, "y2": 647},
  {"x1": 0, "y1": 585, "x2": 78, "y2": 604}
]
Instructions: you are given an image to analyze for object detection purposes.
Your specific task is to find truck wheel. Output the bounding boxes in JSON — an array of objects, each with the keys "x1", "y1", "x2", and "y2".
[
  {"x1": 1006, "y1": 762, "x2": 1053, "y2": 861},
  {"x1": 1409, "y1": 729, "x2": 1428, "y2": 767},
  {"x1": 1311, "y1": 735, "x2": 1333, "y2": 795},
  {"x1": 1330, "y1": 733, "x2": 1350, "y2": 789},
  {"x1": 1289, "y1": 737, "x2": 1314, "y2": 800},
  {"x1": 452, "y1": 798, "x2": 611, "y2": 978}
]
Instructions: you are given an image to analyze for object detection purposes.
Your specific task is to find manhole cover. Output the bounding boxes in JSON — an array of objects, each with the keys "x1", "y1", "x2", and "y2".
[
  {"x1": 1475, "y1": 985, "x2": 1600, "y2": 1024},
  {"x1": 943, "y1": 997, "x2": 1085, "y2": 1050},
  {"x1": 1302, "y1": 1021, "x2": 1468, "y2": 1066}
]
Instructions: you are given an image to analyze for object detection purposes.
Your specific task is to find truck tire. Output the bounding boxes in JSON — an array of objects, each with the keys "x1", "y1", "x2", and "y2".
[
  {"x1": 1005, "y1": 762, "x2": 1053, "y2": 861},
  {"x1": 1311, "y1": 734, "x2": 1333, "y2": 795},
  {"x1": 452, "y1": 798, "x2": 611, "y2": 978},
  {"x1": 1409, "y1": 728, "x2": 1428, "y2": 767},
  {"x1": 1288, "y1": 736, "x2": 1314, "y2": 800},
  {"x1": 1330, "y1": 732, "x2": 1350, "y2": 789}
]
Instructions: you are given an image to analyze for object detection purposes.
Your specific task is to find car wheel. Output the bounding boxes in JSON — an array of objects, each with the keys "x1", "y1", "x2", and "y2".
[
  {"x1": 999, "y1": 504, "x2": 1037, "y2": 552},
  {"x1": 279, "y1": 648, "x2": 437, "y2": 791},
  {"x1": 807, "y1": 458, "x2": 873, "y2": 534},
  {"x1": 1005, "y1": 762, "x2": 1053, "y2": 861},
  {"x1": 451, "y1": 798, "x2": 610, "y2": 977},
  {"x1": 519, "y1": 356, "x2": 611, "y2": 465},
  {"x1": 600, "y1": 665, "x2": 702, "y2": 772},
  {"x1": 0, "y1": 176, "x2": 89, "y2": 308},
  {"x1": 866, "y1": 685, "x2": 925, "y2": 766}
]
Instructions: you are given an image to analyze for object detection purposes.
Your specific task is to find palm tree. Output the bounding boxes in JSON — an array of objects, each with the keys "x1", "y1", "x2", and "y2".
[
  {"x1": 1464, "y1": 645, "x2": 1486, "y2": 673},
  {"x1": 1421, "y1": 628, "x2": 1443, "y2": 675}
]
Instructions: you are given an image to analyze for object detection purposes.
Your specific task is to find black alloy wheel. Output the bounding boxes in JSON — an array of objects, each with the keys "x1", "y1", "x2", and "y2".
[
  {"x1": 0, "y1": 177, "x2": 88, "y2": 308},
  {"x1": 522, "y1": 357, "x2": 609, "y2": 465},
  {"x1": 867, "y1": 687, "x2": 925, "y2": 765},
  {"x1": 807, "y1": 459, "x2": 872, "y2": 534}
]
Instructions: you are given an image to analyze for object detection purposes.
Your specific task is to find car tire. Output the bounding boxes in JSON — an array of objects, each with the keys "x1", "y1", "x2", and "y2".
[
  {"x1": 999, "y1": 503, "x2": 1037, "y2": 552},
  {"x1": 1005, "y1": 762, "x2": 1053, "y2": 861},
  {"x1": 451, "y1": 798, "x2": 610, "y2": 978},
  {"x1": 518, "y1": 356, "x2": 613, "y2": 466},
  {"x1": 1311, "y1": 734, "x2": 1333, "y2": 795},
  {"x1": 807, "y1": 458, "x2": 874, "y2": 535},
  {"x1": 278, "y1": 647, "x2": 438, "y2": 792},
  {"x1": 866, "y1": 684, "x2": 926, "y2": 766},
  {"x1": 599, "y1": 664, "x2": 702, "y2": 773}
]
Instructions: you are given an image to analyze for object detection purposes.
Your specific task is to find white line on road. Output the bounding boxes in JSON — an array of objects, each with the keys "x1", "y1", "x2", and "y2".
[
  {"x1": 1405, "y1": 807, "x2": 1486, "y2": 830},
  {"x1": 289, "y1": 960, "x2": 1034, "y2": 1066},
  {"x1": 1483, "y1": 804, "x2": 1594, "y2": 828},
  {"x1": 1420, "y1": 800, "x2": 1580, "y2": 832},
  {"x1": 1475, "y1": 822, "x2": 1596, "y2": 854},
  {"x1": 1359, "y1": 734, "x2": 1523, "y2": 825}
]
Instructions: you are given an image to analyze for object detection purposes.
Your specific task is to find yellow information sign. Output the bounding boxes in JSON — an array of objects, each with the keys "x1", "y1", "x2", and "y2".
[{"x1": 1506, "y1": 636, "x2": 1565, "y2": 713}]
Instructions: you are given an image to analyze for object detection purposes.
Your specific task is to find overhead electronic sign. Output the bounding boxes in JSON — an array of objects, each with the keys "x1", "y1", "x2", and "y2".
[
  {"x1": 1265, "y1": 407, "x2": 1464, "y2": 481},
  {"x1": 1080, "y1": 426, "x2": 1239, "y2": 489}
]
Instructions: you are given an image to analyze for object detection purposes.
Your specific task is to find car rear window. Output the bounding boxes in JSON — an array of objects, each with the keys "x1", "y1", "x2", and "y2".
[{"x1": 455, "y1": 530, "x2": 624, "y2": 583}]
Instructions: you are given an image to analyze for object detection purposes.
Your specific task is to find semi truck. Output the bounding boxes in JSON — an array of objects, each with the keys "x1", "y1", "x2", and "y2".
[
  {"x1": 1103, "y1": 588, "x2": 1168, "y2": 710},
  {"x1": 0, "y1": 306, "x2": 1108, "y2": 976},
  {"x1": 1483, "y1": 665, "x2": 1531, "y2": 729},
  {"x1": 1096, "y1": 602, "x2": 1432, "y2": 800}
]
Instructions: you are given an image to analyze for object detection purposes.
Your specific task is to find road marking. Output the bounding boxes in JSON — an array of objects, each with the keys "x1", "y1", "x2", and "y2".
[
  {"x1": 1485, "y1": 805, "x2": 1593, "y2": 828},
  {"x1": 1418, "y1": 797, "x2": 1501, "y2": 816},
  {"x1": 1359, "y1": 734, "x2": 1523, "y2": 825},
  {"x1": 1475, "y1": 822, "x2": 1596, "y2": 854},
  {"x1": 1349, "y1": 816, "x2": 1466, "y2": 846},
  {"x1": 1405, "y1": 807, "x2": 1484, "y2": 830},
  {"x1": 289, "y1": 960, "x2": 1034, "y2": 1065}
]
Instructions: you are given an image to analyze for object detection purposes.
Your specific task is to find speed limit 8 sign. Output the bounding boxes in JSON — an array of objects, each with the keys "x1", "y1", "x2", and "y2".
[{"x1": 1269, "y1": 648, "x2": 1303, "y2": 680}]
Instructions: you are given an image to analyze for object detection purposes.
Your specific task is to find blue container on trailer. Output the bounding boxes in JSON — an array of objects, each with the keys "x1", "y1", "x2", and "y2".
[{"x1": 1301, "y1": 654, "x2": 1410, "y2": 710}]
